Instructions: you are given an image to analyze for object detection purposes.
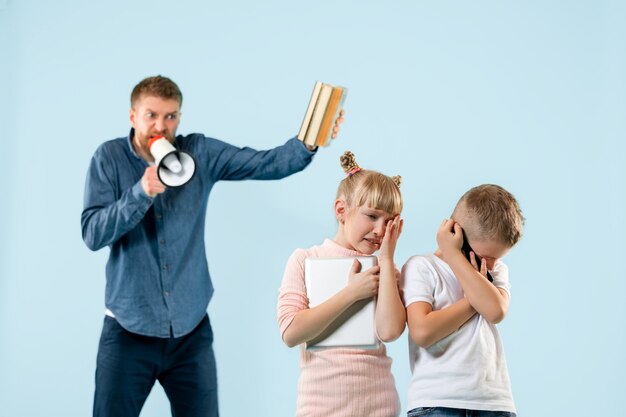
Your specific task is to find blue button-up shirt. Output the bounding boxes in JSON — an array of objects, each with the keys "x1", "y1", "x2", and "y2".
[{"x1": 82, "y1": 130, "x2": 315, "y2": 337}]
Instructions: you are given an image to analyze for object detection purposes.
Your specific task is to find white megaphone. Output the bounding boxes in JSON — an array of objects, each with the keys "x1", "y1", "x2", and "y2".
[{"x1": 148, "y1": 136, "x2": 196, "y2": 187}]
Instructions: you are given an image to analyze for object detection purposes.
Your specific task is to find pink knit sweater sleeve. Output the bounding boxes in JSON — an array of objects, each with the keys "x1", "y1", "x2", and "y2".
[{"x1": 277, "y1": 248, "x2": 309, "y2": 338}]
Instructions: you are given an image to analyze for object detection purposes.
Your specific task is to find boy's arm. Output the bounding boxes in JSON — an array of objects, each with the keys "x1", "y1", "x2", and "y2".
[
  {"x1": 375, "y1": 217, "x2": 406, "y2": 342},
  {"x1": 407, "y1": 300, "x2": 476, "y2": 348},
  {"x1": 282, "y1": 260, "x2": 379, "y2": 348},
  {"x1": 438, "y1": 220, "x2": 510, "y2": 324},
  {"x1": 445, "y1": 252, "x2": 510, "y2": 323}
]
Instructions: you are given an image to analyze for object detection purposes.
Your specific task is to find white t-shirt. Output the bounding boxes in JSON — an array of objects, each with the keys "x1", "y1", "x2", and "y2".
[{"x1": 402, "y1": 253, "x2": 516, "y2": 413}]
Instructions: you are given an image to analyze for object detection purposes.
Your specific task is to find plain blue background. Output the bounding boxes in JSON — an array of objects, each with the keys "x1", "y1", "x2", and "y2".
[{"x1": 1, "y1": 1, "x2": 625, "y2": 416}]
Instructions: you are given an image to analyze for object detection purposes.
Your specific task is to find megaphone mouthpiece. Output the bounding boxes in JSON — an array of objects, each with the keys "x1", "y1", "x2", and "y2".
[{"x1": 148, "y1": 135, "x2": 166, "y2": 148}]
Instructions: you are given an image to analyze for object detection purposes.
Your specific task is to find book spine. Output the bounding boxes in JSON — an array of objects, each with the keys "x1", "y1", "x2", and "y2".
[{"x1": 297, "y1": 81, "x2": 323, "y2": 141}]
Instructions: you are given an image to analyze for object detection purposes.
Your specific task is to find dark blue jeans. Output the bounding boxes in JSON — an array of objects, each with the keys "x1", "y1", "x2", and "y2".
[
  {"x1": 408, "y1": 408, "x2": 516, "y2": 417},
  {"x1": 93, "y1": 315, "x2": 218, "y2": 417}
]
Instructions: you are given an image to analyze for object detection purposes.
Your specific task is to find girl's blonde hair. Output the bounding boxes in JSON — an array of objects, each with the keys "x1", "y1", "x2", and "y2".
[{"x1": 336, "y1": 151, "x2": 403, "y2": 215}]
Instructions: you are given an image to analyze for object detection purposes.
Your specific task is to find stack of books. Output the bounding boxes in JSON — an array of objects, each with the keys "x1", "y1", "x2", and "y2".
[{"x1": 297, "y1": 81, "x2": 348, "y2": 147}]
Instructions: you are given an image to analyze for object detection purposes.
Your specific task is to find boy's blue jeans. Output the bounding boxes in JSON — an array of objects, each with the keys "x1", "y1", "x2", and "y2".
[
  {"x1": 93, "y1": 315, "x2": 218, "y2": 417},
  {"x1": 408, "y1": 407, "x2": 516, "y2": 417}
]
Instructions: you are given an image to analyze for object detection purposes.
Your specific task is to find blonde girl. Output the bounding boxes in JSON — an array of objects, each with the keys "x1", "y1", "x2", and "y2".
[{"x1": 277, "y1": 151, "x2": 405, "y2": 417}]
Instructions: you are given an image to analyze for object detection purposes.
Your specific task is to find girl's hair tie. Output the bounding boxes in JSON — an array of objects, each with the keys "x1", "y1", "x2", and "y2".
[{"x1": 347, "y1": 167, "x2": 363, "y2": 177}]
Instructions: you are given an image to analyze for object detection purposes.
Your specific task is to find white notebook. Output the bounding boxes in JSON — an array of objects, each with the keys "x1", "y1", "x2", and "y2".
[{"x1": 304, "y1": 256, "x2": 379, "y2": 350}]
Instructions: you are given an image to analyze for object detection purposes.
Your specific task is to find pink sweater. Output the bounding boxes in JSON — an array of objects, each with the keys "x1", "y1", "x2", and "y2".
[{"x1": 277, "y1": 239, "x2": 400, "y2": 417}]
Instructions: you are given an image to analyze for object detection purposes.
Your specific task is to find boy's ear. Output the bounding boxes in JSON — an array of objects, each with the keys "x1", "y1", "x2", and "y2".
[{"x1": 334, "y1": 199, "x2": 347, "y2": 223}]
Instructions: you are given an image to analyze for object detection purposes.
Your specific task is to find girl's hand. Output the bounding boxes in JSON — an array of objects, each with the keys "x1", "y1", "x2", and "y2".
[
  {"x1": 346, "y1": 259, "x2": 380, "y2": 302},
  {"x1": 379, "y1": 215, "x2": 403, "y2": 260},
  {"x1": 436, "y1": 219, "x2": 463, "y2": 261}
]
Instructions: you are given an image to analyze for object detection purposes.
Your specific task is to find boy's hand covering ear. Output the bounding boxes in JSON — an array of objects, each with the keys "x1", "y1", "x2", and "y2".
[{"x1": 436, "y1": 219, "x2": 463, "y2": 260}]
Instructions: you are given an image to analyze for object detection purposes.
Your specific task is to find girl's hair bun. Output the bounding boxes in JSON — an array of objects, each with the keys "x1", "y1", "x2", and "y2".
[{"x1": 340, "y1": 151, "x2": 360, "y2": 174}]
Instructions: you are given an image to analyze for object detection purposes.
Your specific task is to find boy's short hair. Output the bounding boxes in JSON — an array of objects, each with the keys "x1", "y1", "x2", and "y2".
[
  {"x1": 130, "y1": 75, "x2": 183, "y2": 107},
  {"x1": 452, "y1": 184, "x2": 524, "y2": 247}
]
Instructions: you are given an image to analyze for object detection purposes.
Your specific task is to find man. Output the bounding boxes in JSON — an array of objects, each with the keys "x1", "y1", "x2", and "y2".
[{"x1": 82, "y1": 75, "x2": 342, "y2": 417}]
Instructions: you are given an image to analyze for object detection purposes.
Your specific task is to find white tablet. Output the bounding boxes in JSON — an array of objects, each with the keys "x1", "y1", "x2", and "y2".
[{"x1": 304, "y1": 256, "x2": 379, "y2": 350}]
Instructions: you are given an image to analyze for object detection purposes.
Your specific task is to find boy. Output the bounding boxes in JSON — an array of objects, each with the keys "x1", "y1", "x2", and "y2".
[{"x1": 402, "y1": 184, "x2": 524, "y2": 417}]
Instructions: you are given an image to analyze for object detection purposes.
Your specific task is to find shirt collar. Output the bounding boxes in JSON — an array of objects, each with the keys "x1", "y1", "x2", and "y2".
[
  {"x1": 323, "y1": 238, "x2": 366, "y2": 257},
  {"x1": 127, "y1": 128, "x2": 143, "y2": 160}
]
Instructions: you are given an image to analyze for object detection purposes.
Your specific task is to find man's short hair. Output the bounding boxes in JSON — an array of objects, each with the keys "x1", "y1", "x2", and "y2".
[
  {"x1": 131, "y1": 75, "x2": 183, "y2": 107},
  {"x1": 452, "y1": 184, "x2": 524, "y2": 247}
]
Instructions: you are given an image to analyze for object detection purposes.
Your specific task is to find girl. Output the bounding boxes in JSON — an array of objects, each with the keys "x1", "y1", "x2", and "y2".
[{"x1": 277, "y1": 151, "x2": 405, "y2": 417}]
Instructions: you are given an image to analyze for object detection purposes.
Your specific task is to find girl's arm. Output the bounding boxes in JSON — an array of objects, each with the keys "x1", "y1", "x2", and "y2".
[
  {"x1": 282, "y1": 260, "x2": 379, "y2": 348},
  {"x1": 406, "y1": 299, "x2": 476, "y2": 349},
  {"x1": 375, "y1": 217, "x2": 406, "y2": 342}
]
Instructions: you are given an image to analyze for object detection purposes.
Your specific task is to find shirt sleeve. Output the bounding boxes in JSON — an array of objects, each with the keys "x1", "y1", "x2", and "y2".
[
  {"x1": 401, "y1": 256, "x2": 437, "y2": 308},
  {"x1": 81, "y1": 144, "x2": 153, "y2": 251},
  {"x1": 192, "y1": 136, "x2": 316, "y2": 182},
  {"x1": 491, "y1": 260, "x2": 511, "y2": 296},
  {"x1": 277, "y1": 248, "x2": 309, "y2": 338}
]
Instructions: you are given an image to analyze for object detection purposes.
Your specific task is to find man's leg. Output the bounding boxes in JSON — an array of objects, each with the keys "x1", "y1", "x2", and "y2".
[
  {"x1": 93, "y1": 316, "x2": 159, "y2": 417},
  {"x1": 159, "y1": 315, "x2": 219, "y2": 417}
]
